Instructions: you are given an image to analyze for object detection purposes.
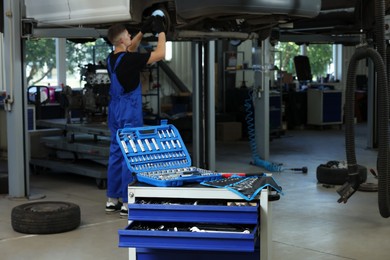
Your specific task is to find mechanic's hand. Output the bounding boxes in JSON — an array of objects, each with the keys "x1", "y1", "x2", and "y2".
[
  {"x1": 152, "y1": 16, "x2": 166, "y2": 34},
  {"x1": 140, "y1": 16, "x2": 153, "y2": 34}
]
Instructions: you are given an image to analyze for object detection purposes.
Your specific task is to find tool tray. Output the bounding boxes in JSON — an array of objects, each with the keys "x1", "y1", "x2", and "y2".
[{"x1": 117, "y1": 120, "x2": 221, "y2": 186}]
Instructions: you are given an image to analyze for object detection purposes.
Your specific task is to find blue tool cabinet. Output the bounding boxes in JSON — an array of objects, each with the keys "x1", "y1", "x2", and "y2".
[
  {"x1": 118, "y1": 185, "x2": 272, "y2": 260},
  {"x1": 307, "y1": 89, "x2": 343, "y2": 126}
]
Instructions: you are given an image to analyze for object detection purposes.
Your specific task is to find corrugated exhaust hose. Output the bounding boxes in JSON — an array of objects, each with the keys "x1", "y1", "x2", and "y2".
[
  {"x1": 374, "y1": 0, "x2": 390, "y2": 218},
  {"x1": 338, "y1": 46, "x2": 390, "y2": 218},
  {"x1": 338, "y1": 0, "x2": 390, "y2": 218}
]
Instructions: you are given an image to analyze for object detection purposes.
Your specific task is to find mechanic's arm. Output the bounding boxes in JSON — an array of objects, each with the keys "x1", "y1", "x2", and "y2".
[
  {"x1": 147, "y1": 17, "x2": 166, "y2": 64},
  {"x1": 128, "y1": 31, "x2": 143, "y2": 52},
  {"x1": 147, "y1": 32, "x2": 166, "y2": 64},
  {"x1": 128, "y1": 17, "x2": 153, "y2": 52}
]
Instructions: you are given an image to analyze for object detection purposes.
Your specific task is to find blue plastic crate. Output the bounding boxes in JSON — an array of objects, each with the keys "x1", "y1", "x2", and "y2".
[{"x1": 117, "y1": 120, "x2": 221, "y2": 186}]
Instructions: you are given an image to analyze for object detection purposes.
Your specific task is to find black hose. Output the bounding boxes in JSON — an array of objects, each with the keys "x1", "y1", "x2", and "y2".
[
  {"x1": 375, "y1": 0, "x2": 390, "y2": 218},
  {"x1": 340, "y1": 0, "x2": 390, "y2": 218},
  {"x1": 343, "y1": 46, "x2": 389, "y2": 217},
  {"x1": 375, "y1": 0, "x2": 386, "y2": 67}
]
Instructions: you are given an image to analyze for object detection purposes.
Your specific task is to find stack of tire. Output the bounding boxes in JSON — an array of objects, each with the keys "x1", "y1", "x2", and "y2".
[{"x1": 316, "y1": 160, "x2": 367, "y2": 185}]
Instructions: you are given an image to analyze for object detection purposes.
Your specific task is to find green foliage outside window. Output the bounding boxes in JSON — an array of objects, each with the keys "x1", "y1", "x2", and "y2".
[
  {"x1": 25, "y1": 38, "x2": 111, "y2": 87},
  {"x1": 274, "y1": 42, "x2": 333, "y2": 81}
]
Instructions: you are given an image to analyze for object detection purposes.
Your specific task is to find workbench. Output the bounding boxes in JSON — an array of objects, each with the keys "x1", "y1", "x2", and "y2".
[{"x1": 118, "y1": 184, "x2": 273, "y2": 260}]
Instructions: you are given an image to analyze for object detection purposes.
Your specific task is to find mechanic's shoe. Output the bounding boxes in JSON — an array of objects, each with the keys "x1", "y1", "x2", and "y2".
[
  {"x1": 120, "y1": 205, "x2": 128, "y2": 217},
  {"x1": 105, "y1": 201, "x2": 122, "y2": 213}
]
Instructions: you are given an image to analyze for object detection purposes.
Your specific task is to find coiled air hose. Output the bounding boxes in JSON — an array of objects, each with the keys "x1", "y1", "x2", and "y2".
[{"x1": 244, "y1": 89, "x2": 283, "y2": 172}]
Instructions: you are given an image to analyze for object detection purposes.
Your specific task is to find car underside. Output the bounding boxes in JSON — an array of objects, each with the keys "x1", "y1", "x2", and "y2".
[{"x1": 22, "y1": 0, "x2": 390, "y2": 44}]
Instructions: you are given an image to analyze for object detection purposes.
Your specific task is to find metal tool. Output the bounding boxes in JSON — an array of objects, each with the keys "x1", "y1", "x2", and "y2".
[
  {"x1": 120, "y1": 140, "x2": 129, "y2": 153},
  {"x1": 151, "y1": 138, "x2": 159, "y2": 150},
  {"x1": 190, "y1": 226, "x2": 250, "y2": 234},
  {"x1": 137, "y1": 139, "x2": 145, "y2": 152},
  {"x1": 129, "y1": 139, "x2": 137, "y2": 153},
  {"x1": 145, "y1": 139, "x2": 152, "y2": 151},
  {"x1": 285, "y1": 167, "x2": 308, "y2": 173}
]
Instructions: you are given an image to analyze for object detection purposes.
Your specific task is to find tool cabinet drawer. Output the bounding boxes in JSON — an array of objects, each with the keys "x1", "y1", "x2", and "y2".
[
  {"x1": 134, "y1": 248, "x2": 260, "y2": 260},
  {"x1": 118, "y1": 221, "x2": 258, "y2": 252},
  {"x1": 128, "y1": 199, "x2": 259, "y2": 224}
]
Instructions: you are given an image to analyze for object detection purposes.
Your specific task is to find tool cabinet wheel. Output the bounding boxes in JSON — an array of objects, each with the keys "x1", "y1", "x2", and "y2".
[
  {"x1": 11, "y1": 201, "x2": 80, "y2": 234},
  {"x1": 316, "y1": 163, "x2": 367, "y2": 185}
]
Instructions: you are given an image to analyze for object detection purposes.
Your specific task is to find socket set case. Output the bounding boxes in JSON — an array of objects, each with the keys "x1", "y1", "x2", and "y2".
[{"x1": 117, "y1": 120, "x2": 222, "y2": 187}]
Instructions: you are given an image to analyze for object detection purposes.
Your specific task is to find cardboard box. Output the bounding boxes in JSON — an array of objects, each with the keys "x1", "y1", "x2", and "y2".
[
  {"x1": 281, "y1": 71, "x2": 293, "y2": 84},
  {"x1": 217, "y1": 122, "x2": 242, "y2": 141}
]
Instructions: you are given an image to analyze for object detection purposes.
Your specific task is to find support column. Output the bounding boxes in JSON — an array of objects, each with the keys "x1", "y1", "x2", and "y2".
[
  {"x1": 4, "y1": 0, "x2": 29, "y2": 198},
  {"x1": 206, "y1": 41, "x2": 216, "y2": 170},
  {"x1": 254, "y1": 39, "x2": 271, "y2": 160},
  {"x1": 56, "y1": 38, "x2": 67, "y2": 86},
  {"x1": 191, "y1": 42, "x2": 201, "y2": 167},
  {"x1": 191, "y1": 41, "x2": 216, "y2": 170}
]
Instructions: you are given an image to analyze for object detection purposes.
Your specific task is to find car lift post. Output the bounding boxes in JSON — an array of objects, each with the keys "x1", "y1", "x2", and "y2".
[
  {"x1": 191, "y1": 41, "x2": 216, "y2": 171},
  {"x1": 3, "y1": 0, "x2": 30, "y2": 198}
]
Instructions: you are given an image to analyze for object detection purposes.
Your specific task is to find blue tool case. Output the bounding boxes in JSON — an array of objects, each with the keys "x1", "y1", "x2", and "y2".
[{"x1": 116, "y1": 120, "x2": 221, "y2": 186}]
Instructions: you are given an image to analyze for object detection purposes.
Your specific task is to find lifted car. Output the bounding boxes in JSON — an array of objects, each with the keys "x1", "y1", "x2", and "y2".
[{"x1": 23, "y1": 0, "x2": 321, "y2": 41}]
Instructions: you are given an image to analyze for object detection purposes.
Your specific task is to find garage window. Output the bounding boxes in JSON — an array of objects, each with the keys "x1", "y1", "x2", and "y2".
[
  {"x1": 25, "y1": 38, "x2": 112, "y2": 88},
  {"x1": 274, "y1": 42, "x2": 334, "y2": 83}
]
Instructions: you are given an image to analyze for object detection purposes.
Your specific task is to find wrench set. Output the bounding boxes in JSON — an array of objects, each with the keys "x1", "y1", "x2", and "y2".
[
  {"x1": 117, "y1": 120, "x2": 222, "y2": 186},
  {"x1": 201, "y1": 175, "x2": 283, "y2": 201}
]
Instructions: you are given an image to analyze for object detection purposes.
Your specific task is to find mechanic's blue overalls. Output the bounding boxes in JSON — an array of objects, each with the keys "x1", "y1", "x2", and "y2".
[{"x1": 106, "y1": 53, "x2": 143, "y2": 202}]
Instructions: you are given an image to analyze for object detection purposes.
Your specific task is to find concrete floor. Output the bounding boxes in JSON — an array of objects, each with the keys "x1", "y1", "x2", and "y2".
[{"x1": 1, "y1": 123, "x2": 389, "y2": 260}]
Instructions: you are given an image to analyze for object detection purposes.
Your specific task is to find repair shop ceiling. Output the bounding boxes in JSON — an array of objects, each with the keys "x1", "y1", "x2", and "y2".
[{"x1": 275, "y1": 0, "x2": 390, "y2": 45}]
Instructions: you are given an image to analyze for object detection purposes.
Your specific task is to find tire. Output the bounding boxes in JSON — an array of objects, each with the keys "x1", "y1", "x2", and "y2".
[
  {"x1": 316, "y1": 163, "x2": 367, "y2": 185},
  {"x1": 358, "y1": 182, "x2": 378, "y2": 192},
  {"x1": 11, "y1": 201, "x2": 81, "y2": 234}
]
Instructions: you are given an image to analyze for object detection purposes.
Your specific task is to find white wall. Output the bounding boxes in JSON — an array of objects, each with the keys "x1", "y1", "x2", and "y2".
[
  {"x1": 341, "y1": 45, "x2": 369, "y2": 89},
  {"x1": 159, "y1": 41, "x2": 193, "y2": 97},
  {"x1": 0, "y1": 33, "x2": 6, "y2": 157},
  {"x1": 0, "y1": 33, "x2": 4, "y2": 92},
  {"x1": 0, "y1": 110, "x2": 6, "y2": 157},
  {"x1": 157, "y1": 41, "x2": 194, "y2": 114}
]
